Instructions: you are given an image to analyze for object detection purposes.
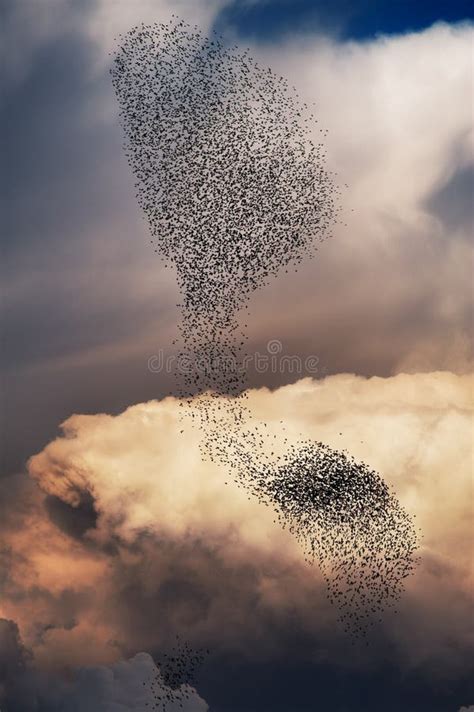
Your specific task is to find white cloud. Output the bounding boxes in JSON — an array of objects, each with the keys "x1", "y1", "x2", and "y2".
[
  {"x1": 241, "y1": 22, "x2": 473, "y2": 374},
  {"x1": 260, "y1": 23, "x2": 473, "y2": 223}
]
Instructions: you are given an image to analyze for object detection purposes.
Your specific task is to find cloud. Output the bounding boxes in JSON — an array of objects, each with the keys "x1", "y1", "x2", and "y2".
[
  {"x1": 0, "y1": 618, "x2": 30, "y2": 692},
  {"x1": 2, "y1": 8, "x2": 472, "y2": 478},
  {"x1": 242, "y1": 21, "x2": 473, "y2": 377},
  {"x1": 0, "y1": 0, "x2": 226, "y2": 84},
  {"x1": 0, "y1": 372, "x2": 472, "y2": 708},
  {"x1": 0, "y1": 628, "x2": 208, "y2": 712},
  {"x1": 15, "y1": 375, "x2": 474, "y2": 652},
  {"x1": 55, "y1": 653, "x2": 209, "y2": 711},
  {"x1": 2, "y1": 5, "x2": 474, "y2": 708},
  {"x1": 27, "y1": 371, "x2": 473, "y2": 563}
]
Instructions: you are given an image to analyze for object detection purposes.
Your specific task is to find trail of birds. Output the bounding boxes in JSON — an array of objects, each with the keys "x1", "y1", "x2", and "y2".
[{"x1": 111, "y1": 18, "x2": 420, "y2": 703}]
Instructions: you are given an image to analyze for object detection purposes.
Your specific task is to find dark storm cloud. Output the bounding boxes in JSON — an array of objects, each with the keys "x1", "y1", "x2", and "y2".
[
  {"x1": 197, "y1": 651, "x2": 474, "y2": 712},
  {"x1": 1, "y1": 613, "x2": 472, "y2": 711},
  {"x1": 98, "y1": 539, "x2": 472, "y2": 712},
  {"x1": 1, "y1": 30, "x2": 156, "y2": 372},
  {"x1": 0, "y1": 618, "x2": 30, "y2": 686},
  {"x1": 100, "y1": 534, "x2": 472, "y2": 711},
  {"x1": 1, "y1": 5, "x2": 179, "y2": 474},
  {"x1": 0, "y1": 618, "x2": 49, "y2": 712},
  {"x1": 2, "y1": 497, "x2": 472, "y2": 712},
  {"x1": 44, "y1": 492, "x2": 98, "y2": 541}
]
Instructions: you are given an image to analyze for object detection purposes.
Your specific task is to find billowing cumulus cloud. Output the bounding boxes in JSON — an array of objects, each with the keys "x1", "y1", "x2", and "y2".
[
  {"x1": 0, "y1": 372, "x2": 471, "y2": 698},
  {"x1": 27, "y1": 372, "x2": 473, "y2": 577}
]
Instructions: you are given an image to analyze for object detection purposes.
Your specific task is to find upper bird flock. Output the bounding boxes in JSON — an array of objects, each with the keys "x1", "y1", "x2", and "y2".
[
  {"x1": 111, "y1": 17, "x2": 419, "y2": 707},
  {"x1": 111, "y1": 16, "x2": 338, "y2": 398}
]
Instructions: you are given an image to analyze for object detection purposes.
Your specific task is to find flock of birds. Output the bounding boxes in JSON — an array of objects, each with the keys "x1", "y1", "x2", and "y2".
[
  {"x1": 111, "y1": 16, "x2": 340, "y2": 398},
  {"x1": 111, "y1": 17, "x2": 419, "y2": 707},
  {"x1": 197, "y1": 398, "x2": 419, "y2": 638}
]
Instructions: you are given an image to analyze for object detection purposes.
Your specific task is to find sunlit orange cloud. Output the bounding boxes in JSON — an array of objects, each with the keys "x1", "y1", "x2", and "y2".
[{"x1": 2, "y1": 371, "x2": 472, "y2": 673}]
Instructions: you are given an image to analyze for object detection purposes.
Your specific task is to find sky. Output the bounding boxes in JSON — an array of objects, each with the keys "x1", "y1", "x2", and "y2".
[{"x1": 1, "y1": 1, "x2": 473, "y2": 711}]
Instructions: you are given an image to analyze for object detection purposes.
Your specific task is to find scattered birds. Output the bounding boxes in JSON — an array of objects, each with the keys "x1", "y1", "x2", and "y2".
[{"x1": 144, "y1": 636, "x2": 209, "y2": 710}]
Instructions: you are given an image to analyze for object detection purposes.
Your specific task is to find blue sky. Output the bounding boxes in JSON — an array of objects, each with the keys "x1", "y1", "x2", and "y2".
[{"x1": 213, "y1": 0, "x2": 474, "y2": 41}]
